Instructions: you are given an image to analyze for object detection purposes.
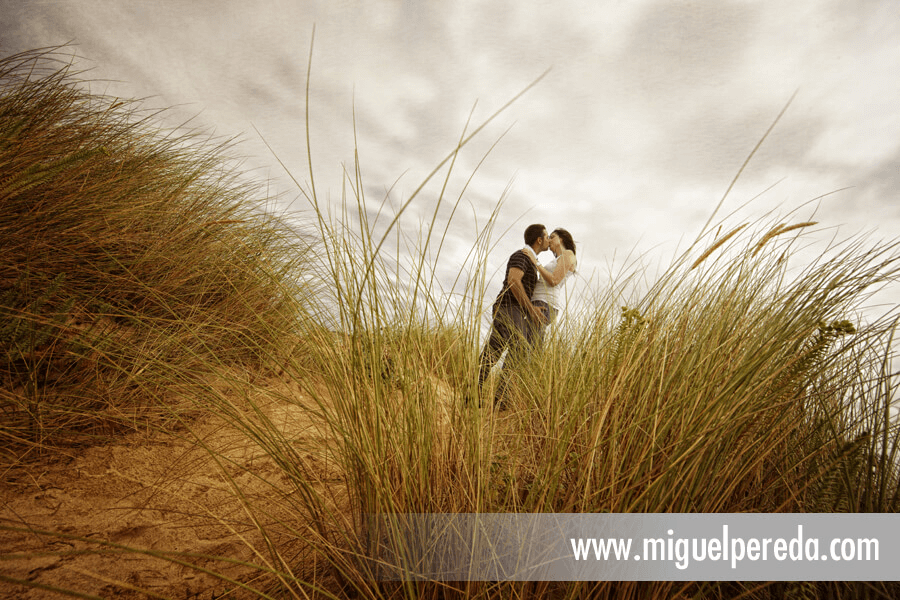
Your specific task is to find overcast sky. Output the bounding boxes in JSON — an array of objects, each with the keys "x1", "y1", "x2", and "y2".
[{"x1": 3, "y1": 0, "x2": 899, "y2": 327}]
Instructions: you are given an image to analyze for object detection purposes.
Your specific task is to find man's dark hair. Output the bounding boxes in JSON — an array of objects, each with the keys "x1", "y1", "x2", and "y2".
[
  {"x1": 524, "y1": 224, "x2": 547, "y2": 246},
  {"x1": 552, "y1": 228, "x2": 576, "y2": 255}
]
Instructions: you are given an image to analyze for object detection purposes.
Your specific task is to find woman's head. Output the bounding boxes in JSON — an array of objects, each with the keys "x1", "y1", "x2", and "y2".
[{"x1": 550, "y1": 228, "x2": 576, "y2": 255}]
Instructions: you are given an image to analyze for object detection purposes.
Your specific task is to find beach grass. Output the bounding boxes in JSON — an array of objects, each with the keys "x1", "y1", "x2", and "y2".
[
  {"x1": 0, "y1": 46, "x2": 311, "y2": 462},
  {"x1": 2, "y1": 45, "x2": 900, "y2": 599}
]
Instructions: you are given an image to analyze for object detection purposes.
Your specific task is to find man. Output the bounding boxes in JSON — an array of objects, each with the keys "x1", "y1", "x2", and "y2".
[{"x1": 476, "y1": 223, "x2": 550, "y2": 407}]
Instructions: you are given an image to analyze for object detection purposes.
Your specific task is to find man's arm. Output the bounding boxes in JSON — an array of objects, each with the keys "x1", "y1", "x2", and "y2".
[{"x1": 507, "y1": 267, "x2": 547, "y2": 324}]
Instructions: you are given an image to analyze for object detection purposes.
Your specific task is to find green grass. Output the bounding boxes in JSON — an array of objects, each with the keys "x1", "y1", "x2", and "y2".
[{"x1": 3, "y1": 44, "x2": 900, "y2": 599}]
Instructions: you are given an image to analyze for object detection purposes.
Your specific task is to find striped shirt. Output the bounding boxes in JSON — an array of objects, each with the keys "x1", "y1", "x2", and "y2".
[{"x1": 494, "y1": 249, "x2": 537, "y2": 309}]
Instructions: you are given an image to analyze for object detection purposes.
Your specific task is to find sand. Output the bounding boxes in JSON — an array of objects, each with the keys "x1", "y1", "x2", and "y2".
[{"x1": 1, "y1": 376, "x2": 343, "y2": 599}]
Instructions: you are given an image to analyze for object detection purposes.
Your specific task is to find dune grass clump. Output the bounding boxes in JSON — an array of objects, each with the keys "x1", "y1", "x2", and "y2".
[
  {"x1": 0, "y1": 47, "x2": 309, "y2": 460},
  {"x1": 229, "y1": 77, "x2": 900, "y2": 594},
  {"x1": 201, "y1": 93, "x2": 900, "y2": 595},
  {"x1": 263, "y1": 206, "x2": 900, "y2": 598}
]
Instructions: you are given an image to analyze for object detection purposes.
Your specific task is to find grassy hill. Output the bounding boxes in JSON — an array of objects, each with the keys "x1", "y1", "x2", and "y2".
[
  {"x1": 2, "y1": 45, "x2": 900, "y2": 599},
  {"x1": 1, "y1": 47, "x2": 309, "y2": 457}
]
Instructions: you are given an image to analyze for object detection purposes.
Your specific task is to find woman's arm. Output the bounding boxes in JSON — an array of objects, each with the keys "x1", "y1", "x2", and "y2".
[{"x1": 536, "y1": 251, "x2": 575, "y2": 287}]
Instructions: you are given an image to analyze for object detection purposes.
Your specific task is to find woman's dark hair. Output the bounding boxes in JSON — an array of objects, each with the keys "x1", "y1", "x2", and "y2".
[{"x1": 552, "y1": 228, "x2": 576, "y2": 255}]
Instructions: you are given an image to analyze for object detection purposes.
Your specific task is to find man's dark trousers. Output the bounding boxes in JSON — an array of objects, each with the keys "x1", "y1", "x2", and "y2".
[{"x1": 477, "y1": 303, "x2": 535, "y2": 404}]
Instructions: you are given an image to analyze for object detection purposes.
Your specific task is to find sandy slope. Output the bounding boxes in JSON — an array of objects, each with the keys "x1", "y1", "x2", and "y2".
[{"x1": 0, "y1": 377, "x2": 340, "y2": 599}]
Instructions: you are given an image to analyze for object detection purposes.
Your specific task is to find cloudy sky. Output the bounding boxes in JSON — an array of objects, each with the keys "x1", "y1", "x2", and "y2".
[{"x1": 3, "y1": 0, "x2": 899, "y2": 326}]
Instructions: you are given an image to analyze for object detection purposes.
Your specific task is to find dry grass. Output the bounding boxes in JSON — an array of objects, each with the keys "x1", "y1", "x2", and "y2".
[
  {"x1": 1, "y1": 46, "x2": 310, "y2": 462},
  {"x1": 3, "y1": 44, "x2": 900, "y2": 600}
]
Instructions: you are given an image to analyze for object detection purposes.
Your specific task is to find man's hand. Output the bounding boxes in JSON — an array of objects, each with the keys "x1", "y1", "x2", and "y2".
[
  {"x1": 532, "y1": 304, "x2": 548, "y2": 326},
  {"x1": 508, "y1": 267, "x2": 535, "y2": 309},
  {"x1": 509, "y1": 267, "x2": 546, "y2": 324}
]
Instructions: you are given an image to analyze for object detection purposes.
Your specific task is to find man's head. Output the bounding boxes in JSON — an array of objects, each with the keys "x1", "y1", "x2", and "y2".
[{"x1": 524, "y1": 224, "x2": 549, "y2": 251}]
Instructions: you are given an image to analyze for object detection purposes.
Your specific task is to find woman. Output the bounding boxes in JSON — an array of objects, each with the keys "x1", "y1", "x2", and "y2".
[{"x1": 526, "y1": 228, "x2": 576, "y2": 339}]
